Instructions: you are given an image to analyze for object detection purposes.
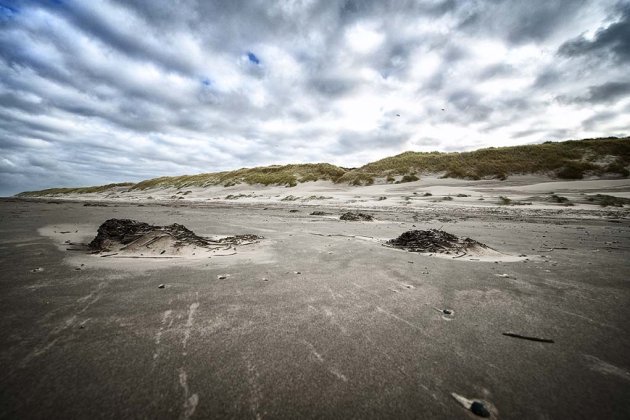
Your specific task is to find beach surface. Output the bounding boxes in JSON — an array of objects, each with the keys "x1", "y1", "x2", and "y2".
[{"x1": 1, "y1": 177, "x2": 630, "y2": 419}]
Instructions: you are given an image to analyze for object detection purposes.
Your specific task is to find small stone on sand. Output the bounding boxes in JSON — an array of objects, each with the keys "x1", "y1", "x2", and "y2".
[{"x1": 470, "y1": 401, "x2": 491, "y2": 417}]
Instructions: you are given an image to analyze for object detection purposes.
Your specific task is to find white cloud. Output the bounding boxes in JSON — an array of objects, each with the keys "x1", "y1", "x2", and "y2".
[{"x1": 0, "y1": 0, "x2": 627, "y2": 195}]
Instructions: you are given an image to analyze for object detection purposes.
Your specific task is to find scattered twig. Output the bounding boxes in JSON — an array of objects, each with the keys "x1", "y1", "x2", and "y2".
[
  {"x1": 105, "y1": 255, "x2": 181, "y2": 259},
  {"x1": 502, "y1": 332, "x2": 554, "y2": 343}
]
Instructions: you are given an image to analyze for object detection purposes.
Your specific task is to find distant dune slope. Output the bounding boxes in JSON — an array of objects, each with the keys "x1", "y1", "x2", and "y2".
[{"x1": 17, "y1": 137, "x2": 630, "y2": 196}]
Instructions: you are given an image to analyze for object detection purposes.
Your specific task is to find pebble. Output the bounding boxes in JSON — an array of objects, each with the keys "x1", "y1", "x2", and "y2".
[
  {"x1": 218, "y1": 275, "x2": 228, "y2": 279},
  {"x1": 443, "y1": 309, "x2": 453, "y2": 315},
  {"x1": 294, "y1": 271, "x2": 301, "y2": 275},
  {"x1": 31, "y1": 267, "x2": 44, "y2": 273},
  {"x1": 470, "y1": 401, "x2": 490, "y2": 417},
  {"x1": 158, "y1": 284, "x2": 165, "y2": 289}
]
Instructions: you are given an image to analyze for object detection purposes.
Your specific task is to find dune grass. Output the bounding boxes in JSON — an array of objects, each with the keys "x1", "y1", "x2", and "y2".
[
  {"x1": 131, "y1": 163, "x2": 346, "y2": 190},
  {"x1": 17, "y1": 183, "x2": 135, "y2": 197},
  {"x1": 585, "y1": 194, "x2": 630, "y2": 207},
  {"x1": 17, "y1": 137, "x2": 630, "y2": 196},
  {"x1": 341, "y1": 136, "x2": 630, "y2": 185}
]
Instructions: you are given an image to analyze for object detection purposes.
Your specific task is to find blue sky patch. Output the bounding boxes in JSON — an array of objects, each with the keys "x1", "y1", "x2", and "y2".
[
  {"x1": 0, "y1": 2, "x2": 19, "y2": 19},
  {"x1": 247, "y1": 51, "x2": 260, "y2": 65}
]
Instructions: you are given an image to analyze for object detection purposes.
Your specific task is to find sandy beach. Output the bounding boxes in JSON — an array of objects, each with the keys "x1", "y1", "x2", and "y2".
[{"x1": 1, "y1": 176, "x2": 629, "y2": 419}]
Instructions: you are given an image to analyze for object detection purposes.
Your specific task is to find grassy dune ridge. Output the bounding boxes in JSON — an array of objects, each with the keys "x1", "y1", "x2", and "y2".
[
  {"x1": 17, "y1": 183, "x2": 136, "y2": 197},
  {"x1": 17, "y1": 137, "x2": 630, "y2": 196}
]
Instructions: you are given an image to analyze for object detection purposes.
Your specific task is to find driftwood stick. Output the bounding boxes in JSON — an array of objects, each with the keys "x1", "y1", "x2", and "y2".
[{"x1": 502, "y1": 332, "x2": 554, "y2": 343}]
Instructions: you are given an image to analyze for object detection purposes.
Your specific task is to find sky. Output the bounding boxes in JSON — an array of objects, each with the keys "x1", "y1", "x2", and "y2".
[{"x1": 1, "y1": 0, "x2": 629, "y2": 196}]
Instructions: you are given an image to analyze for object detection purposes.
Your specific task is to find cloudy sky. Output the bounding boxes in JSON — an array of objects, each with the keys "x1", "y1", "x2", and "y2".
[{"x1": 1, "y1": 0, "x2": 629, "y2": 195}]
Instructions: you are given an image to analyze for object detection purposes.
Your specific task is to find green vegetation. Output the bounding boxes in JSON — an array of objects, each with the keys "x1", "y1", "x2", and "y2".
[
  {"x1": 399, "y1": 174, "x2": 420, "y2": 183},
  {"x1": 342, "y1": 136, "x2": 629, "y2": 184},
  {"x1": 132, "y1": 163, "x2": 346, "y2": 190},
  {"x1": 335, "y1": 171, "x2": 376, "y2": 186},
  {"x1": 17, "y1": 137, "x2": 630, "y2": 196},
  {"x1": 17, "y1": 183, "x2": 135, "y2": 197}
]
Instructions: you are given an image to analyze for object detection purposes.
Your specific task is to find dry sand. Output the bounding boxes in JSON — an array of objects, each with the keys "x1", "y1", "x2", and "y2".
[{"x1": 1, "y1": 177, "x2": 630, "y2": 419}]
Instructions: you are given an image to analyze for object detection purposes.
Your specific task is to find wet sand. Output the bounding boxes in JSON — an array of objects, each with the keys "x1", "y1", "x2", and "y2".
[{"x1": 1, "y1": 198, "x2": 629, "y2": 419}]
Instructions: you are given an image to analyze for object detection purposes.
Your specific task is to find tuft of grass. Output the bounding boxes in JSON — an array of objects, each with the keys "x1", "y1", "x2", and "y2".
[
  {"x1": 605, "y1": 158, "x2": 630, "y2": 177},
  {"x1": 225, "y1": 194, "x2": 251, "y2": 200},
  {"x1": 341, "y1": 173, "x2": 375, "y2": 186},
  {"x1": 585, "y1": 194, "x2": 630, "y2": 207},
  {"x1": 281, "y1": 195, "x2": 300, "y2": 201},
  {"x1": 399, "y1": 174, "x2": 419, "y2": 183},
  {"x1": 550, "y1": 194, "x2": 569, "y2": 203},
  {"x1": 303, "y1": 195, "x2": 332, "y2": 201}
]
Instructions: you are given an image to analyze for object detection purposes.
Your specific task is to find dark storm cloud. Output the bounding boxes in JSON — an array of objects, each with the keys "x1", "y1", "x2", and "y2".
[
  {"x1": 0, "y1": 0, "x2": 627, "y2": 196},
  {"x1": 558, "y1": 81, "x2": 630, "y2": 104},
  {"x1": 558, "y1": 3, "x2": 630, "y2": 62},
  {"x1": 458, "y1": 0, "x2": 589, "y2": 44},
  {"x1": 585, "y1": 81, "x2": 630, "y2": 103}
]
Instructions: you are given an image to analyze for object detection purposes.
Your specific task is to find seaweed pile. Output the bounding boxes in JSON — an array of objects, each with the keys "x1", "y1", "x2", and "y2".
[
  {"x1": 340, "y1": 212, "x2": 374, "y2": 221},
  {"x1": 385, "y1": 229, "x2": 490, "y2": 255},
  {"x1": 88, "y1": 219, "x2": 262, "y2": 255}
]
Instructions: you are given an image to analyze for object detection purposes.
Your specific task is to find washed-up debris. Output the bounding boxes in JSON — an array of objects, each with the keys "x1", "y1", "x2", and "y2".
[
  {"x1": 340, "y1": 212, "x2": 374, "y2": 221},
  {"x1": 30, "y1": 267, "x2": 44, "y2": 273},
  {"x1": 88, "y1": 219, "x2": 262, "y2": 255},
  {"x1": 89, "y1": 219, "x2": 208, "y2": 251},
  {"x1": 451, "y1": 393, "x2": 492, "y2": 418},
  {"x1": 217, "y1": 275, "x2": 229, "y2": 280},
  {"x1": 385, "y1": 229, "x2": 490, "y2": 255},
  {"x1": 503, "y1": 332, "x2": 554, "y2": 343},
  {"x1": 443, "y1": 309, "x2": 453, "y2": 315},
  {"x1": 158, "y1": 284, "x2": 165, "y2": 289},
  {"x1": 289, "y1": 209, "x2": 300, "y2": 213},
  {"x1": 310, "y1": 211, "x2": 331, "y2": 216},
  {"x1": 83, "y1": 203, "x2": 109, "y2": 207}
]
